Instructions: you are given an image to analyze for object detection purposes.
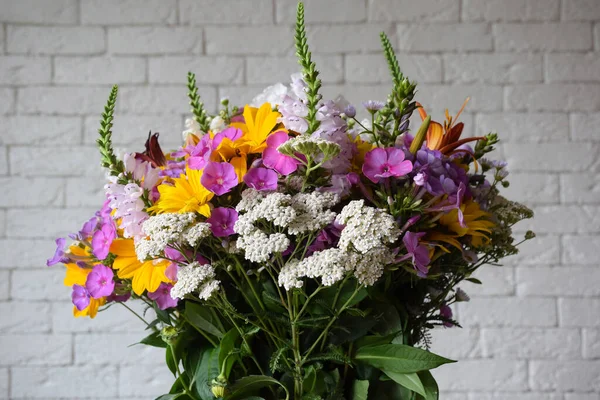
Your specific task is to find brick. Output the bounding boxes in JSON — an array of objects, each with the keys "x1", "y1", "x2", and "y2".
[
  {"x1": 11, "y1": 365, "x2": 118, "y2": 398},
  {"x1": 82, "y1": 0, "x2": 177, "y2": 24},
  {"x1": 0, "y1": 146, "x2": 8, "y2": 175},
  {"x1": 83, "y1": 114, "x2": 183, "y2": 146},
  {"x1": 530, "y1": 360, "x2": 600, "y2": 391},
  {"x1": 596, "y1": 23, "x2": 600, "y2": 51},
  {"x1": 458, "y1": 297, "x2": 557, "y2": 327},
  {"x1": 0, "y1": 56, "x2": 51, "y2": 85},
  {"x1": 436, "y1": 360, "x2": 527, "y2": 391},
  {"x1": 0, "y1": 88, "x2": 15, "y2": 114},
  {"x1": 369, "y1": 0, "x2": 458, "y2": 21},
  {"x1": 307, "y1": 24, "x2": 393, "y2": 53},
  {"x1": 149, "y1": 56, "x2": 244, "y2": 84},
  {"x1": 219, "y1": 85, "x2": 273, "y2": 107},
  {"x1": 118, "y1": 86, "x2": 216, "y2": 114},
  {"x1": 507, "y1": 83, "x2": 600, "y2": 111},
  {"x1": 119, "y1": 364, "x2": 173, "y2": 397},
  {"x1": 501, "y1": 173, "x2": 559, "y2": 204},
  {"x1": 0, "y1": 177, "x2": 64, "y2": 207},
  {"x1": 418, "y1": 84, "x2": 502, "y2": 112},
  {"x1": 247, "y1": 55, "x2": 344, "y2": 84},
  {"x1": 468, "y1": 393, "x2": 563, "y2": 400},
  {"x1": 583, "y1": 329, "x2": 600, "y2": 358},
  {"x1": 563, "y1": 0, "x2": 600, "y2": 20},
  {"x1": 475, "y1": 112, "x2": 567, "y2": 142},
  {"x1": 108, "y1": 27, "x2": 203, "y2": 55},
  {"x1": 0, "y1": 334, "x2": 71, "y2": 366},
  {"x1": 466, "y1": 266, "x2": 514, "y2": 296},
  {"x1": 0, "y1": 210, "x2": 5, "y2": 237},
  {"x1": 563, "y1": 235, "x2": 600, "y2": 264},
  {"x1": 560, "y1": 298, "x2": 600, "y2": 327},
  {"x1": 345, "y1": 54, "x2": 442, "y2": 84},
  {"x1": 18, "y1": 86, "x2": 110, "y2": 115},
  {"x1": 565, "y1": 394, "x2": 600, "y2": 400},
  {"x1": 10, "y1": 146, "x2": 100, "y2": 177},
  {"x1": 65, "y1": 179, "x2": 106, "y2": 208},
  {"x1": 494, "y1": 23, "x2": 592, "y2": 51},
  {"x1": 429, "y1": 328, "x2": 482, "y2": 359},
  {"x1": 517, "y1": 266, "x2": 600, "y2": 296},
  {"x1": 0, "y1": 302, "x2": 51, "y2": 333},
  {"x1": 518, "y1": 206, "x2": 600, "y2": 234},
  {"x1": 571, "y1": 112, "x2": 600, "y2": 140},
  {"x1": 278, "y1": 0, "x2": 365, "y2": 23},
  {"x1": 75, "y1": 333, "x2": 164, "y2": 365},
  {"x1": 463, "y1": 0, "x2": 559, "y2": 21},
  {"x1": 444, "y1": 54, "x2": 542, "y2": 84},
  {"x1": 11, "y1": 269, "x2": 68, "y2": 300},
  {"x1": 0, "y1": 116, "x2": 81, "y2": 145},
  {"x1": 206, "y1": 26, "x2": 294, "y2": 55},
  {"x1": 7, "y1": 26, "x2": 105, "y2": 55},
  {"x1": 182, "y1": 0, "x2": 273, "y2": 24},
  {"x1": 482, "y1": 328, "x2": 580, "y2": 359},
  {"x1": 547, "y1": 53, "x2": 600, "y2": 82},
  {"x1": 6, "y1": 208, "x2": 96, "y2": 239},
  {"x1": 55, "y1": 57, "x2": 146, "y2": 84},
  {"x1": 0, "y1": 271, "x2": 8, "y2": 300},
  {"x1": 0, "y1": 239, "x2": 57, "y2": 268},
  {"x1": 0, "y1": 0, "x2": 77, "y2": 24},
  {"x1": 502, "y1": 143, "x2": 597, "y2": 171},
  {"x1": 397, "y1": 23, "x2": 492, "y2": 52}
]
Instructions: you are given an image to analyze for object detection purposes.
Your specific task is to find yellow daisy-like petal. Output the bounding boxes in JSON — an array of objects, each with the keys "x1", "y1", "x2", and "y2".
[
  {"x1": 64, "y1": 263, "x2": 90, "y2": 287},
  {"x1": 231, "y1": 103, "x2": 282, "y2": 154},
  {"x1": 73, "y1": 297, "x2": 106, "y2": 319},
  {"x1": 148, "y1": 166, "x2": 214, "y2": 216}
]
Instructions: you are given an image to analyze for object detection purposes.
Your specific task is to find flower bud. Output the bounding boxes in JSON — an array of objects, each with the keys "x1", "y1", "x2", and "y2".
[
  {"x1": 344, "y1": 105, "x2": 356, "y2": 118},
  {"x1": 409, "y1": 115, "x2": 431, "y2": 154},
  {"x1": 211, "y1": 374, "x2": 228, "y2": 398},
  {"x1": 160, "y1": 326, "x2": 178, "y2": 346}
]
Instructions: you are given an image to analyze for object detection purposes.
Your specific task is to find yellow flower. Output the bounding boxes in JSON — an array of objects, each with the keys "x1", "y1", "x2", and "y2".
[
  {"x1": 110, "y1": 238, "x2": 171, "y2": 296},
  {"x1": 148, "y1": 166, "x2": 213, "y2": 216},
  {"x1": 430, "y1": 200, "x2": 495, "y2": 250},
  {"x1": 63, "y1": 262, "x2": 105, "y2": 319},
  {"x1": 351, "y1": 134, "x2": 375, "y2": 172}
]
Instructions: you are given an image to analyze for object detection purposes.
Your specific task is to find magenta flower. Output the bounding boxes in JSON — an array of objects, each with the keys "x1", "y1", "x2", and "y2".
[
  {"x1": 362, "y1": 147, "x2": 413, "y2": 183},
  {"x1": 262, "y1": 131, "x2": 299, "y2": 175},
  {"x1": 201, "y1": 161, "x2": 238, "y2": 196},
  {"x1": 91, "y1": 220, "x2": 116, "y2": 260},
  {"x1": 243, "y1": 167, "x2": 278, "y2": 191},
  {"x1": 206, "y1": 207, "x2": 238, "y2": 237},
  {"x1": 47, "y1": 237, "x2": 68, "y2": 267},
  {"x1": 440, "y1": 304, "x2": 454, "y2": 328},
  {"x1": 213, "y1": 127, "x2": 242, "y2": 148},
  {"x1": 396, "y1": 231, "x2": 430, "y2": 277},
  {"x1": 187, "y1": 134, "x2": 213, "y2": 170},
  {"x1": 85, "y1": 264, "x2": 115, "y2": 299},
  {"x1": 148, "y1": 282, "x2": 178, "y2": 310},
  {"x1": 71, "y1": 284, "x2": 90, "y2": 311}
]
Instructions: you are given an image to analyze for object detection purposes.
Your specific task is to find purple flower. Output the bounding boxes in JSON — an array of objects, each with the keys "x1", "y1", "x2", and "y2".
[
  {"x1": 396, "y1": 232, "x2": 430, "y2": 277},
  {"x1": 440, "y1": 304, "x2": 454, "y2": 328},
  {"x1": 344, "y1": 105, "x2": 356, "y2": 118},
  {"x1": 414, "y1": 149, "x2": 469, "y2": 197},
  {"x1": 362, "y1": 147, "x2": 413, "y2": 183},
  {"x1": 244, "y1": 167, "x2": 278, "y2": 191},
  {"x1": 71, "y1": 284, "x2": 90, "y2": 311},
  {"x1": 91, "y1": 220, "x2": 116, "y2": 260},
  {"x1": 262, "y1": 131, "x2": 299, "y2": 176},
  {"x1": 85, "y1": 264, "x2": 115, "y2": 299},
  {"x1": 201, "y1": 161, "x2": 238, "y2": 196},
  {"x1": 213, "y1": 127, "x2": 242, "y2": 148},
  {"x1": 187, "y1": 134, "x2": 214, "y2": 170},
  {"x1": 47, "y1": 238, "x2": 69, "y2": 267},
  {"x1": 363, "y1": 100, "x2": 385, "y2": 112},
  {"x1": 206, "y1": 207, "x2": 238, "y2": 237},
  {"x1": 148, "y1": 282, "x2": 178, "y2": 310}
]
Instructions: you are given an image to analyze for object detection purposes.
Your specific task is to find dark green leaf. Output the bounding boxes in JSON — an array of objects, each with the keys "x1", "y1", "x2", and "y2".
[
  {"x1": 354, "y1": 344, "x2": 455, "y2": 374},
  {"x1": 303, "y1": 365, "x2": 317, "y2": 393},
  {"x1": 166, "y1": 346, "x2": 177, "y2": 376},
  {"x1": 354, "y1": 334, "x2": 395, "y2": 350},
  {"x1": 139, "y1": 331, "x2": 167, "y2": 348},
  {"x1": 416, "y1": 371, "x2": 439, "y2": 400},
  {"x1": 219, "y1": 328, "x2": 240, "y2": 378},
  {"x1": 185, "y1": 302, "x2": 224, "y2": 339},
  {"x1": 154, "y1": 302, "x2": 172, "y2": 325},
  {"x1": 351, "y1": 379, "x2": 369, "y2": 400},
  {"x1": 466, "y1": 277, "x2": 482, "y2": 284},
  {"x1": 155, "y1": 394, "x2": 186, "y2": 400},
  {"x1": 194, "y1": 346, "x2": 220, "y2": 400},
  {"x1": 224, "y1": 375, "x2": 289, "y2": 400},
  {"x1": 383, "y1": 371, "x2": 426, "y2": 397}
]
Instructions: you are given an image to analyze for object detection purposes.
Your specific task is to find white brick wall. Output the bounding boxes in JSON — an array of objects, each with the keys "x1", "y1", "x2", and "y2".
[{"x1": 0, "y1": 0, "x2": 598, "y2": 398}]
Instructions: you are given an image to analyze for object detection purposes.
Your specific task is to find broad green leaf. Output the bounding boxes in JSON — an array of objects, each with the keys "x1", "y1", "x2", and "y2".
[
  {"x1": 166, "y1": 346, "x2": 177, "y2": 376},
  {"x1": 219, "y1": 328, "x2": 241, "y2": 378},
  {"x1": 194, "y1": 346, "x2": 220, "y2": 400},
  {"x1": 185, "y1": 302, "x2": 224, "y2": 339},
  {"x1": 354, "y1": 344, "x2": 455, "y2": 373},
  {"x1": 373, "y1": 304, "x2": 402, "y2": 336},
  {"x1": 154, "y1": 302, "x2": 172, "y2": 324},
  {"x1": 351, "y1": 379, "x2": 369, "y2": 400},
  {"x1": 383, "y1": 371, "x2": 426, "y2": 397},
  {"x1": 139, "y1": 331, "x2": 167, "y2": 348},
  {"x1": 354, "y1": 334, "x2": 395, "y2": 349},
  {"x1": 224, "y1": 375, "x2": 289, "y2": 400},
  {"x1": 416, "y1": 371, "x2": 439, "y2": 400},
  {"x1": 155, "y1": 394, "x2": 185, "y2": 400},
  {"x1": 303, "y1": 365, "x2": 317, "y2": 393}
]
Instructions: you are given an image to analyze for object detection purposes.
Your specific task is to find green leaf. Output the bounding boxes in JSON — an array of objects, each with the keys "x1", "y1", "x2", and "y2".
[
  {"x1": 383, "y1": 371, "x2": 426, "y2": 397},
  {"x1": 224, "y1": 375, "x2": 289, "y2": 400},
  {"x1": 354, "y1": 334, "x2": 395, "y2": 350},
  {"x1": 354, "y1": 344, "x2": 455, "y2": 374},
  {"x1": 187, "y1": 72, "x2": 210, "y2": 132},
  {"x1": 303, "y1": 365, "x2": 317, "y2": 393},
  {"x1": 219, "y1": 328, "x2": 241, "y2": 378},
  {"x1": 154, "y1": 302, "x2": 172, "y2": 325},
  {"x1": 139, "y1": 331, "x2": 167, "y2": 348},
  {"x1": 185, "y1": 302, "x2": 224, "y2": 339},
  {"x1": 96, "y1": 85, "x2": 124, "y2": 177},
  {"x1": 351, "y1": 379, "x2": 369, "y2": 400},
  {"x1": 155, "y1": 394, "x2": 187, "y2": 400},
  {"x1": 166, "y1": 346, "x2": 177, "y2": 376},
  {"x1": 466, "y1": 277, "x2": 482, "y2": 284},
  {"x1": 194, "y1": 346, "x2": 220, "y2": 400},
  {"x1": 416, "y1": 371, "x2": 439, "y2": 400}
]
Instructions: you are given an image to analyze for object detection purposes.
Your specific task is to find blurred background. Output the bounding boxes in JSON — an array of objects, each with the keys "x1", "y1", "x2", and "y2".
[{"x1": 0, "y1": 0, "x2": 599, "y2": 399}]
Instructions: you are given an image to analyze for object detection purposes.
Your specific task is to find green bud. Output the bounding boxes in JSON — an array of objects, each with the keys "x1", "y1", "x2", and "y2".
[
  {"x1": 409, "y1": 115, "x2": 431, "y2": 154},
  {"x1": 525, "y1": 230, "x2": 536, "y2": 240},
  {"x1": 220, "y1": 97, "x2": 229, "y2": 106},
  {"x1": 160, "y1": 326, "x2": 178, "y2": 346},
  {"x1": 501, "y1": 181, "x2": 510, "y2": 188},
  {"x1": 318, "y1": 141, "x2": 341, "y2": 161},
  {"x1": 211, "y1": 374, "x2": 228, "y2": 398}
]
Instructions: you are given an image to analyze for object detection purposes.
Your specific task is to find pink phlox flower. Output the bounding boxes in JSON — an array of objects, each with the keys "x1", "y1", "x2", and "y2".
[
  {"x1": 243, "y1": 167, "x2": 278, "y2": 191},
  {"x1": 213, "y1": 127, "x2": 243, "y2": 148},
  {"x1": 201, "y1": 161, "x2": 238, "y2": 195},
  {"x1": 85, "y1": 264, "x2": 115, "y2": 298},
  {"x1": 71, "y1": 284, "x2": 90, "y2": 311},
  {"x1": 91, "y1": 219, "x2": 117, "y2": 260},
  {"x1": 187, "y1": 134, "x2": 214, "y2": 170},
  {"x1": 362, "y1": 147, "x2": 413, "y2": 183},
  {"x1": 47, "y1": 238, "x2": 69, "y2": 267},
  {"x1": 124, "y1": 153, "x2": 160, "y2": 190},
  {"x1": 396, "y1": 231, "x2": 430, "y2": 277},
  {"x1": 206, "y1": 207, "x2": 239, "y2": 237},
  {"x1": 263, "y1": 131, "x2": 299, "y2": 175},
  {"x1": 148, "y1": 282, "x2": 178, "y2": 310}
]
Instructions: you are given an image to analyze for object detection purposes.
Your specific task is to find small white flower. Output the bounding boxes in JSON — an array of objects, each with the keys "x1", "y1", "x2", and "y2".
[
  {"x1": 250, "y1": 82, "x2": 288, "y2": 108},
  {"x1": 236, "y1": 228, "x2": 290, "y2": 263},
  {"x1": 171, "y1": 262, "x2": 216, "y2": 300},
  {"x1": 182, "y1": 118, "x2": 202, "y2": 140},
  {"x1": 185, "y1": 223, "x2": 212, "y2": 247},
  {"x1": 134, "y1": 213, "x2": 196, "y2": 261},
  {"x1": 209, "y1": 116, "x2": 227, "y2": 133}
]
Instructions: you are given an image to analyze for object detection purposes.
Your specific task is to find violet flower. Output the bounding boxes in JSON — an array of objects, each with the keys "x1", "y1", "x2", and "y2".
[
  {"x1": 396, "y1": 231, "x2": 430, "y2": 277},
  {"x1": 85, "y1": 264, "x2": 115, "y2": 299},
  {"x1": 362, "y1": 147, "x2": 413, "y2": 183},
  {"x1": 71, "y1": 284, "x2": 90, "y2": 311},
  {"x1": 206, "y1": 207, "x2": 238, "y2": 237},
  {"x1": 201, "y1": 161, "x2": 238, "y2": 196},
  {"x1": 244, "y1": 167, "x2": 278, "y2": 191},
  {"x1": 91, "y1": 220, "x2": 116, "y2": 260},
  {"x1": 262, "y1": 131, "x2": 299, "y2": 175},
  {"x1": 148, "y1": 282, "x2": 178, "y2": 310},
  {"x1": 187, "y1": 134, "x2": 213, "y2": 170},
  {"x1": 47, "y1": 238, "x2": 68, "y2": 267},
  {"x1": 440, "y1": 304, "x2": 454, "y2": 328}
]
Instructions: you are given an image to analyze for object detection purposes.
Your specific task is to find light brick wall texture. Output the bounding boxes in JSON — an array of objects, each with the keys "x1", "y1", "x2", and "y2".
[{"x1": 0, "y1": 0, "x2": 598, "y2": 398}]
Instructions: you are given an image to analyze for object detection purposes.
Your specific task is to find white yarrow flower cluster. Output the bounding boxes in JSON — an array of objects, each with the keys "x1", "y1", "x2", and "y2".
[
  {"x1": 336, "y1": 200, "x2": 400, "y2": 254},
  {"x1": 185, "y1": 223, "x2": 212, "y2": 246},
  {"x1": 287, "y1": 192, "x2": 339, "y2": 235},
  {"x1": 171, "y1": 262, "x2": 219, "y2": 300},
  {"x1": 236, "y1": 230, "x2": 290, "y2": 263},
  {"x1": 346, "y1": 247, "x2": 394, "y2": 286},
  {"x1": 134, "y1": 213, "x2": 196, "y2": 261}
]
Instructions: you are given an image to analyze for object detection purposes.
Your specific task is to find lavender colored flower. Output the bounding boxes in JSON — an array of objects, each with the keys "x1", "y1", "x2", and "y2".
[
  {"x1": 344, "y1": 105, "x2": 356, "y2": 118},
  {"x1": 396, "y1": 231, "x2": 430, "y2": 277},
  {"x1": 413, "y1": 148, "x2": 469, "y2": 197},
  {"x1": 263, "y1": 131, "x2": 299, "y2": 176},
  {"x1": 187, "y1": 134, "x2": 214, "y2": 170},
  {"x1": 148, "y1": 282, "x2": 178, "y2": 310},
  {"x1": 71, "y1": 284, "x2": 90, "y2": 311},
  {"x1": 201, "y1": 161, "x2": 238, "y2": 196},
  {"x1": 362, "y1": 147, "x2": 413, "y2": 183},
  {"x1": 206, "y1": 207, "x2": 238, "y2": 237},
  {"x1": 440, "y1": 304, "x2": 454, "y2": 328},
  {"x1": 85, "y1": 264, "x2": 115, "y2": 298},
  {"x1": 244, "y1": 167, "x2": 278, "y2": 191},
  {"x1": 70, "y1": 216, "x2": 99, "y2": 241},
  {"x1": 91, "y1": 220, "x2": 116, "y2": 260},
  {"x1": 47, "y1": 238, "x2": 68, "y2": 267},
  {"x1": 363, "y1": 100, "x2": 385, "y2": 112}
]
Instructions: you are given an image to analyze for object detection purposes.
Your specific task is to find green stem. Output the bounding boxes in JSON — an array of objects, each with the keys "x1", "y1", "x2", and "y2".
[{"x1": 119, "y1": 302, "x2": 151, "y2": 328}]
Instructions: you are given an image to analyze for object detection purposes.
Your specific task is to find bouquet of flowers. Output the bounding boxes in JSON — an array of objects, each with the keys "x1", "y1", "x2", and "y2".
[{"x1": 47, "y1": 3, "x2": 533, "y2": 400}]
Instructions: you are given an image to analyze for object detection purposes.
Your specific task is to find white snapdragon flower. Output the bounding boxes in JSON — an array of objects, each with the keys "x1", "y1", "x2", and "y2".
[
  {"x1": 209, "y1": 116, "x2": 227, "y2": 133},
  {"x1": 182, "y1": 118, "x2": 202, "y2": 140},
  {"x1": 171, "y1": 262, "x2": 217, "y2": 300}
]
